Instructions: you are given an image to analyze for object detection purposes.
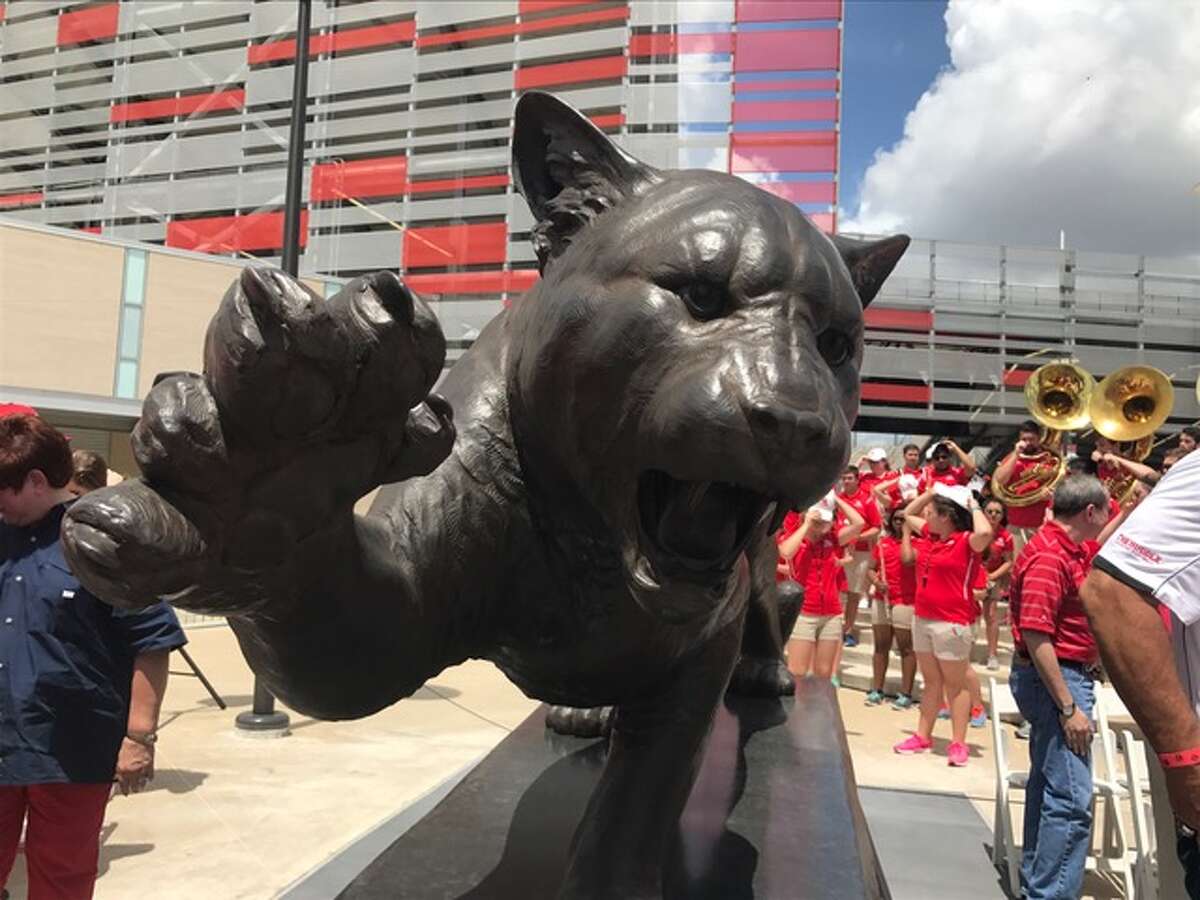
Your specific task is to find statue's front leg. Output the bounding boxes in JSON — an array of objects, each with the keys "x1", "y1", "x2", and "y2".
[{"x1": 559, "y1": 619, "x2": 742, "y2": 900}]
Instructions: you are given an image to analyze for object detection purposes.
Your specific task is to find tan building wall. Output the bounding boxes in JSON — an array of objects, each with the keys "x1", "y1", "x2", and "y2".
[{"x1": 0, "y1": 226, "x2": 123, "y2": 395}]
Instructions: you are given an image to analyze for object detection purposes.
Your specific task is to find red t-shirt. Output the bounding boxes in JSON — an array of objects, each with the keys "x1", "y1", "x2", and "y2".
[
  {"x1": 913, "y1": 530, "x2": 982, "y2": 625},
  {"x1": 839, "y1": 485, "x2": 882, "y2": 551},
  {"x1": 924, "y1": 464, "x2": 969, "y2": 488},
  {"x1": 1001, "y1": 453, "x2": 1056, "y2": 528},
  {"x1": 1008, "y1": 520, "x2": 1098, "y2": 664},
  {"x1": 792, "y1": 534, "x2": 847, "y2": 617},
  {"x1": 872, "y1": 536, "x2": 916, "y2": 606},
  {"x1": 983, "y1": 527, "x2": 1014, "y2": 575}
]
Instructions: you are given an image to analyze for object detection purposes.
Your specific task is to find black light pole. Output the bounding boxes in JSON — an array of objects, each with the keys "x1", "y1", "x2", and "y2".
[{"x1": 236, "y1": 0, "x2": 311, "y2": 735}]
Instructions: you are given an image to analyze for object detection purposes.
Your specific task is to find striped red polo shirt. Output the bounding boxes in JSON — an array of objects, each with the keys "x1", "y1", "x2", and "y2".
[{"x1": 1008, "y1": 520, "x2": 1099, "y2": 664}]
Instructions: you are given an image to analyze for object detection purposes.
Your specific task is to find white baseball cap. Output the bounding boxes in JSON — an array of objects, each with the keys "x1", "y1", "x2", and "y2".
[
  {"x1": 865, "y1": 447, "x2": 888, "y2": 462},
  {"x1": 809, "y1": 506, "x2": 835, "y2": 523},
  {"x1": 932, "y1": 482, "x2": 973, "y2": 510}
]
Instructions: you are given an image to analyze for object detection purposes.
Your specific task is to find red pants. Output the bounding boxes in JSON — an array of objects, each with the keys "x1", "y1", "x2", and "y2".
[{"x1": 0, "y1": 784, "x2": 110, "y2": 900}]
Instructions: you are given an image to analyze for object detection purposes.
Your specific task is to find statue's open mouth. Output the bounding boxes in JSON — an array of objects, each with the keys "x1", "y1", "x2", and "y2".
[{"x1": 630, "y1": 469, "x2": 776, "y2": 598}]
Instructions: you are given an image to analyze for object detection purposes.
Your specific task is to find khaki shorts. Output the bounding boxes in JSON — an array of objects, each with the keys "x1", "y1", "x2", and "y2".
[
  {"x1": 913, "y1": 616, "x2": 975, "y2": 661},
  {"x1": 871, "y1": 600, "x2": 915, "y2": 629},
  {"x1": 792, "y1": 612, "x2": 844, "y2": 642},
  {"x1": 980, "y1": 579, "x2": 1008, "y2": 604},
  {"x1": 844, "y1": 549, "x2": 873, "y2": 595}
]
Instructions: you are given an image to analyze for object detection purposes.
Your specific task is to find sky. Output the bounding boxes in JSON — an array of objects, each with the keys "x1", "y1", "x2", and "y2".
[{"x1": 838, "y1": 0, "x2": 1200, "y2": 260}]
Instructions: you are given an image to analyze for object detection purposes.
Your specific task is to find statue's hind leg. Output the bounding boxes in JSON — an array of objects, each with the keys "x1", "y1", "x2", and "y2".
[{"x1": 728, "y1": 541, "x2": 797, "y2": 697}]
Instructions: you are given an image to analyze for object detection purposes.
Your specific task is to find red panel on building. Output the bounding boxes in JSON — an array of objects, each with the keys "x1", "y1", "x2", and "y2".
[
  {"x1": 0, "y1": 4, "x2": 7, "y2": 24},
  {"x1": 167, "y1": 211, "x2": 309, "y2": 253},
  {"x1": 751, "y1": 180, "x2": 836, "y2": 205},
  {"x1": 861, "y1": 382, "x2": 931, "y2": 404},
  {"x1": 729, "y1": 132, "x2": 838, "y2": 173},
  {"x1": 733, "y1": 100, "x2": 838, "y2": 122},
  {"x1": 808, "y1": 212, "x2": 835, "y2": 233},
  {"x1": 57, "y1": 3, "x2": 119, "y2": 46},
  {"x1": 736, "y1": 79, "x2": 839, "y2": 94},
  {"x1": 311, "y1": 156, "x2": 408, "y2": 202},
  {"x1": 863, "y1": 308, "x2": 932, "y2": 332},
  {"x1": 516, "y1": 55, "x2": 626, "y2": 89},
  {"x1": 403, "y1": 270, "x2": 539, "y2": 296},
  {"x1": 78, "y1": 225, "x2": 102, "y2": 234},
  {"x1": 0, "y1": 192, "x2": 42, "y2": 208},
  {"x1": 736, "y1": 0, "x2": 842, "y2": 21},
  {"x1": 733, "y1": 29, "x2": 840, "y2": 71},
  {"x1": 1003, "y1": 368, "x2": 1033, "y2": 387},
  {"x1": 249, "y1": 20, "x2": 415, "y2": 64},
  {"x1": 520, "y1": 0, "x2": 594, "y2": 14},
  {"x1": 111, "y1": 89, "x2": 244, "y2": 123},
  {"x1": 417, "y1": 6, "x2": 626, "y2": 48},
  {"x1": 588, "y1": 112, "x2": 624, "y2": 130},
  {"x1": 403, "y1": 223, "x2": 508, "y2": 269},
  {"x1": 629, "y1": 32, "x2": 733, "y2": 57},
  {"x1": 407, "y1": 174, "x2": 510, "y2": 195}
]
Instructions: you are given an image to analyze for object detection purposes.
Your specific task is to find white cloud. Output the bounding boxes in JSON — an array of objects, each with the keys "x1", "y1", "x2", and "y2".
[{"x1": 842, "y1": 1, "x2": 1200, "y2": 259}]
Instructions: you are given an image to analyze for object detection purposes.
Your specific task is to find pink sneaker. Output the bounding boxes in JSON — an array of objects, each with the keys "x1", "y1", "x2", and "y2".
[
  {"x1": 893, "y1": 734, "x2": 933, "y2": 755},
  {"x1": 947, "y1": 741, "x2": 969, "y2": 767}
]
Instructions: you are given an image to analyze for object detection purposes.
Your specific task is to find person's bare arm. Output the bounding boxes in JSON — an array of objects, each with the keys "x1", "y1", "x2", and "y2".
[
  {"x1": 1081, "y1": 569, "x2": 1200, "y2": 827},
  {"x1": 116, "y1": 649, "x2": 170, "y2": 795},
  {"x1": 1095, "y1": 451, "x2": 1159, "y2": 484},
  {"x1": 832, "y1": 494, "x2": 865, "y2": 547},
  {"x1": 966, "y1": 498, "x2": 994, "y2": 553},
  {"x1": 946, "y1": 439, "x2": 976, "y2": 477},
  {"x1": 778, "y1": 515, "x2": 813, "y2": 560},
  {"x1": 994, "y1": 444, "x2": 1022, "y2": 486},
  {"x1": 1024, "y1": 631, "x2": 1092, "y2": 756}
]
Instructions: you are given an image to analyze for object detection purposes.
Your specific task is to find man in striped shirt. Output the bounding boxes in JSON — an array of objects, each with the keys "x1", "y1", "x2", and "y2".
[{"x1": 1007, "y1": 475, "x2": 1111, "y2": 900}]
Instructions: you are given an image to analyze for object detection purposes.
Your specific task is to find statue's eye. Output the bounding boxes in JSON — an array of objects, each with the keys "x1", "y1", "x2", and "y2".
[
  {"x1": 818, "y1": 330, "x2": 854, "y2": 368},
  {"x1": 678, "y1": 282, "x2": 727, "y2": 320}
]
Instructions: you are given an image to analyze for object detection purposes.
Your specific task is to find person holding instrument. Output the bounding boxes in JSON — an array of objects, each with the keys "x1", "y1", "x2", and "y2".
[{"x1": 994, "y1": 420, "x2": 1062, "y2": 553}]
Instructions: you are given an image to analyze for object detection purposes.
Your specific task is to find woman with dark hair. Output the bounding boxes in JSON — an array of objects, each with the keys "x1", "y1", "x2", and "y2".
[
  {"x1": 867, "y1": 507, "x2": 917, "y2": 709},
  {"x1": 893, "y1": 484, "x2": 993, "y2": 766},
  {"x1": 981, "y1": 498, "x2": 1014, "y2": 670}
]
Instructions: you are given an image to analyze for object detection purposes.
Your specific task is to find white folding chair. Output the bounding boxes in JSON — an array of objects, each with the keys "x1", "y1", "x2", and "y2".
[
  {"x1": 1120, "y1": 729, "x2": 1159, "y2": 900},
  {"x1": 988, "y1": 676, "x2": 1026, "y2": 896},
  {"x1": 1088, "y1": 691, "x2": 1137, "y2": 897}
]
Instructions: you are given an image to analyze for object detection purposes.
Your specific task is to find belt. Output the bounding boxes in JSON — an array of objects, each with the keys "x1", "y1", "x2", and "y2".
[{"x1": 1014, "y1": 651, "x2": 1101, "y2": 678}]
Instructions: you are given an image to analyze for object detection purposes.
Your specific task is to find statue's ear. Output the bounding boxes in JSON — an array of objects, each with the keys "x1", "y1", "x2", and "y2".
[
  {"x1": 513, "y1": 91, "x2": 659, "y2": 272},
  {"x1": 829, "y1": 234, "x2": 910, "y2": 308}
]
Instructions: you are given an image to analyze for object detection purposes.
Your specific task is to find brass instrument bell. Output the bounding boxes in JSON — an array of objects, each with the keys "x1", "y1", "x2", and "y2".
[
  {"x1": 1088, "y1": 365, "x2": 1174, "y2": 443},
  {"x1": 1024, "y1": 362, "x2": 1095, "y2": 432}
]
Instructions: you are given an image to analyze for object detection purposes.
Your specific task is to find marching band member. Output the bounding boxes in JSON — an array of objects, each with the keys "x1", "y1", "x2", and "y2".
[{"x1": 993, "y1": 420, "x2": 1061, "y2": 552}]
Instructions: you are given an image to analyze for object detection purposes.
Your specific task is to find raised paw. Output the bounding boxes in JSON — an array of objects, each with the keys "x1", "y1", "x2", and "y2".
[
  {"x1": 545, "y1": 705, "x2": 614, "y2": 739},
  {"x1": 728, "y1": 655, "x2": 795, "y2": 697},
  {"x1": 63, "y1": 267, "x2": 455, "y2": 616}
]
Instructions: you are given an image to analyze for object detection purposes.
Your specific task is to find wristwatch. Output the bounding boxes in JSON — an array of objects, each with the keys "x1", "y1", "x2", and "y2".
[
  {"x1": 1058, "y1": 702, "x2": 1076, "y2": 719},
  {"x1": 126, "y1": 730, "x2": 158, "y2": 746}
]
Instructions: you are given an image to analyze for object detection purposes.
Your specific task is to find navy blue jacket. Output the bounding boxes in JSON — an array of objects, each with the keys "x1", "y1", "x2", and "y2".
[{"x1": 0, "y1": 503, "x2": 186, "y2": 784}]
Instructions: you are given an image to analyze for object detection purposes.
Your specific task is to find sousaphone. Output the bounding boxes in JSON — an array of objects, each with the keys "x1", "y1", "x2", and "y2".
[
  {"x1": 991, "y1": 362, "x2": 1090, "y2": 506},
  {"x1": 1090, "y1": 365, "x2": 1174, "y2": 502}
]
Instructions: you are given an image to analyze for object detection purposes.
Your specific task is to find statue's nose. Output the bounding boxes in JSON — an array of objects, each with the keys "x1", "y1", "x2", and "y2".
[{"x1": 745, "y1": 401, "x2": 832, "y2": 458}]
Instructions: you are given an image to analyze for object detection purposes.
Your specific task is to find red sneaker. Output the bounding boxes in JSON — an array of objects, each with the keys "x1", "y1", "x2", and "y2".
[{"x1": 947, "y1": 741, "x2": 970, "y2": 767}]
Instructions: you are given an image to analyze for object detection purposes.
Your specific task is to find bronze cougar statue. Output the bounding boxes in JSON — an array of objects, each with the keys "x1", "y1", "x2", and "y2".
[{"x1": 62, "y1": 92, "x2": 908, "y2": 898}]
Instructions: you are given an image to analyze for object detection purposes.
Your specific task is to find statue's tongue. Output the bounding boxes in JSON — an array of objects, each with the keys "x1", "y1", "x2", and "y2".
[{"x1": 656, "y1": 481, "x2": 740, "y2": 561}]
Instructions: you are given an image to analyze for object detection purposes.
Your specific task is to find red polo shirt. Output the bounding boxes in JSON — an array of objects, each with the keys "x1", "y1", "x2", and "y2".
[
  {"x1": 839, "y1": 485, "x2": 881, "y2": 551},
  {"x1": 792, "y1": 535, "x2": 847, "y2": 617},
  {"x1": 984, "y1": 527, "x2": 1014, "y2": 574},
  {"x1": 1008, "y1": 520, "x2": 1098, "y2": 664},
  {"x1": 913, "y1": 530, "x2": 982, "y2": 625},
  {"x1": 1001, "y1": 453, "x2": 1056, "y2": 528},
  {"x1": 872, "y1": 536, "x2": 916, "y2": 606},
  {"x1": 859, "y1": 470, "x2": 890, "y2": 493}
]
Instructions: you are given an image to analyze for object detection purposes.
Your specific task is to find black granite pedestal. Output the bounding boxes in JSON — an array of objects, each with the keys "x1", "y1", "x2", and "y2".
[{"x1": 338, "y1": 678, "x2": 888, "y2": 899}]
